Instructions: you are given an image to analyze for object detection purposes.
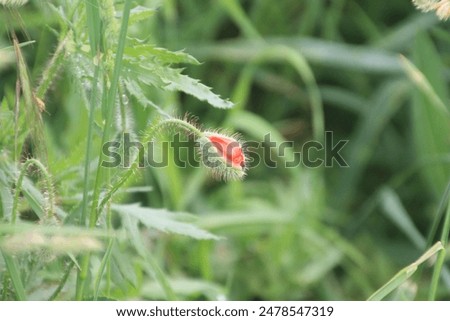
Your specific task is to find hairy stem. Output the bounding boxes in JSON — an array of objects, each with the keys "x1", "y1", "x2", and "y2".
[{"x1": 11, "y1": 158, "x2": 55, "y2": 224}]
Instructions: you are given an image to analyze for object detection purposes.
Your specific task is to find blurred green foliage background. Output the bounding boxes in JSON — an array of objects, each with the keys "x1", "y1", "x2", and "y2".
[{"x1": 1, "y1": 0, "x2": 450, "y2": 300}]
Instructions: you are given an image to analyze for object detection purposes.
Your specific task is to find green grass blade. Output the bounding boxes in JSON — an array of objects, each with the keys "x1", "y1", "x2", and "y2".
[
  {"x1": 122, "y1": 214, "x2": 177, "y2": 300},
  {"x1": 93, "y1": 239, "x2": 114, "y2": 300},
  {"x1": 334, "y1": 80, "x2": 409, "y2": 207},
  {"x1": 409, "y1": 33, "x2": 450, "y2": 197},
  {"x1": 228, "y1": 45, "x2": 324, "y2": 142},
  {"x1": 219, "y1": 0, "x2": 261, "y2": 39},
  {"x1": 368, "y1": 242, "x2": 443, "y2": 301},
  {"x1": 2, "y1": 252, "x2": 26, "y2": 300},
  {"x1": 76, "y1": 0, "x2": 133, "y2": 301},
  {"x1": 377, "y1": 14, "x2": 438, "y2": 50},
  {"x1": 89, "y1": 0, "x2": 132, "y2": 227},
  {"x1": 376, "y1": 185, "x2": 450, "y2": 289},
  {"x1": 427, "y1": 181, "x2": 450, "y2": 247},
  {"x1": 429, "y1": 194, "x2": 450, "y2": 299},
  {"x1": 85, "y1": 0, "x2": 101, "y2": 55},
  {"x1": 379, "y1": 187, "x2": 426, "y2": 249},
  {"x1": 400, "y1": 55, "x2": 449, "y2": 116},
  {"x1": 190, "y1": 37, "x2": 403, "y2": 74}
]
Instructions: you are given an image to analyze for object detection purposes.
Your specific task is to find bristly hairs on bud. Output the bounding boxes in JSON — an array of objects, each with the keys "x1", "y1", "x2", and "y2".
[
  {"x1": 412, "y1": 0, "x2": 450, "y2": 20},
  {"x1": 141, "y1": 116, "x2": 247, "y2": 181},
  {"x1": 197, "y1": 130, "x2": 247, "y2": 181},
  {"x1": 141, "y1": 114, "x2": 202, "y2": 142}
]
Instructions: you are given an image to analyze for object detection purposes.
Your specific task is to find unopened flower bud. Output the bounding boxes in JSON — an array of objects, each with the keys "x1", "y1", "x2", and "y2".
[{"x1": 198, "y1": 132, "x2": 246, "y2": 181}]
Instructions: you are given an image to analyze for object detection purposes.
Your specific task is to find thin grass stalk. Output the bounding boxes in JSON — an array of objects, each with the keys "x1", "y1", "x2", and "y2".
[
  {"x1": 426, "y1": 181, "x2": 450, "y2": 248},
  {"x1": 75, "y1": 0, "x2": 132, "y2": 300},
  {"x1": 88, "y1": 0, "x2": 131, "y2": 228},
  {"x1": 80, "y1": 63, "x2": 100, "y2": 225},
  {"x1": 218, "y1": 0, "x2": 262, "y2": 40},
  {"x1": 428, "y1": 195, "x2": 450, "y2": 300},
  {"x1": 93, "y1": 239, "x2": 114, "y2": 300}
]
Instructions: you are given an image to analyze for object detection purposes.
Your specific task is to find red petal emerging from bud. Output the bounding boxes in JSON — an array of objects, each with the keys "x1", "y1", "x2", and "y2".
[
  {"x1": 197, "y1": 131, "x2": 247, "y2": 181},
  {"x1": 207, "y1": 133, "x2": 245, "y2": 169}
]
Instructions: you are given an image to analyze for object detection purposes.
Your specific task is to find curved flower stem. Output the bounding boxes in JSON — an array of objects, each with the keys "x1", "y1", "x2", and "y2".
[
  {"x1": 143, "y1": 117, "x2": 204, "y2": 141},
  {"x1": 11, "y1": 158, "x2": 54, "y2": 224}
]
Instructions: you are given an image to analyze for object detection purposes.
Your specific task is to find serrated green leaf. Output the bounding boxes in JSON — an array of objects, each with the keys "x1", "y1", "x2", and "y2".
[
  {"x1": 123, "y1": 60, "x2": 233, "y2": 109},
  {"x1": 156, "y1": 66, "x2": 234, "y2": 109},
  {"x1": 112, "y1": 203, "x2": 220, "y2": 240},
  {"x1": 117, "y1": 5, "x2": 156, "y2": 25},
  {"x1": 124, "y1": 62, "x2": 166, "y2": 88},
  {"x1": 112, "y1": 243, "x2": 138, "y2": 287},
  {"x1": 121, "y1": 213, "x2": 177, "y2": 300},
  {"x1": 123, "y1": 78, "x2": 166, "y2": 114}
]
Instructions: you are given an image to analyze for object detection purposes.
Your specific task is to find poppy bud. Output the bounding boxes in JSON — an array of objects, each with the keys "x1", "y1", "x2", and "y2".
[{"x1": 198, "y1": 131, "x2": 246, "y2": 181}]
